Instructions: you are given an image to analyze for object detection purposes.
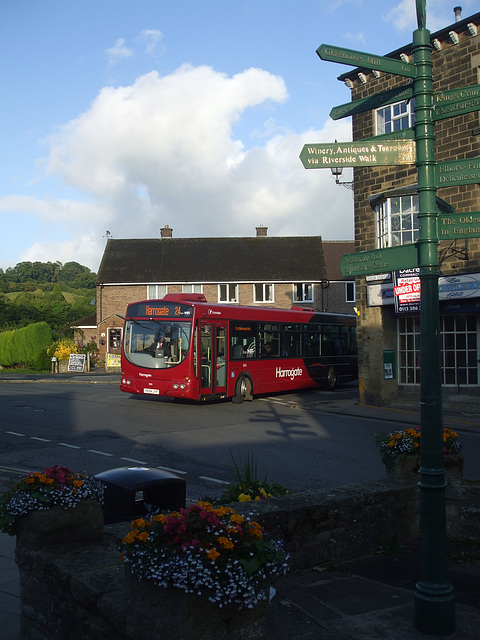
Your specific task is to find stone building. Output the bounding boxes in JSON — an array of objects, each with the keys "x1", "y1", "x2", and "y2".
[
  {"x1": 84, "y1": 227, "x2": 354, "y2": 366},
  {"x1": 336, "y1": 8, "x2": 480, "y2": 407}
]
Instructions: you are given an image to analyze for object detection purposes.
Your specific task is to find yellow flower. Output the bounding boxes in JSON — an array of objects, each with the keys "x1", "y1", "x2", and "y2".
[
  {"x1": 207, "y1": 548, "x2": 220, "y2": 561},
  {"x1": 238, "y1": 493, "x2": 252, "y2": 502},
  {"x1": 136, "y1": 531, "x2": 150, "y2": 542},
  {"x1": 217, "y1": 536, "x2": 234, "y2": 550}
]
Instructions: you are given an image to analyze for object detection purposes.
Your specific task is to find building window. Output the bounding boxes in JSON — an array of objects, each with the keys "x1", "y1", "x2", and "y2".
[
  {"x1": 183, "y1": 284, "x2": 203, "y2": 294},
  {"x1": 219, "y1": 284, "x2": 238, "y2": 303},
  {"x1": 345, "y1": 281, "x2": 356, "y2": 303},
  {"x1": 442, "y1": 315, "x2": 478, "y2": 385},
  {"x1": 147, "y1": 284, "x2": 167, "y2": 299},
  {"x1": 375, "y1": 99, "x2": 415, "y2": 135},
  {"x1": 293, "y1": 283, "x2": 314, "y2": 303},
  {"x1": 254, "y1": 283, "x2": 274, "y2": 303},
  {"x1": 398, "y1": 314, "x2": 478, "y2": 386},
  {"x1": 398, "y1": 316, "x2": 421, "y2": 384},
  {"x1": 376, "y1": 194, "x2": 419, "y2": 248}
]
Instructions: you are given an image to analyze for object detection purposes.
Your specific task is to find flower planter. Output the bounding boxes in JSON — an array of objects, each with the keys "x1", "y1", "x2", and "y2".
[
  {"x1": 15, "y1": 498, "x2": 104, "y2": 549},
  {"x1": 125, "y1": 572, "x2": 269, "y2": 640},
  {"x1": 386, "y1": 454, "x2": 464, "y2": 485}
]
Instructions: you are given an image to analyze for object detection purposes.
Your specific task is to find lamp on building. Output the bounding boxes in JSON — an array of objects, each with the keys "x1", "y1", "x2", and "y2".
[{"x1": 330, "y1": 165, "x2": 354, "y2": 190}]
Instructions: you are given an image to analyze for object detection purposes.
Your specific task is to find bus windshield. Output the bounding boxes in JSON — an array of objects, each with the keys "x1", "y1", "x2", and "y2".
[{"x1": 123, "y1": 319, "x2": 191, "y2": 369}]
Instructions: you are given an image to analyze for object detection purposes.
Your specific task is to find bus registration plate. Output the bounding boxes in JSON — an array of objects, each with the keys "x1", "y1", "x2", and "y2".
[{"x1": 144, "y1": 388, "x2": 160, "y2": 395}]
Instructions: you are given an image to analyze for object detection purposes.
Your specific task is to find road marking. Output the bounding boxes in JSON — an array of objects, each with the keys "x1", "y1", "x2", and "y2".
[
  {"x1": 121, "y1": 457, "x2": 148, "y2": 465},
  {"x1": 58, "y1": 442, "x2": 82, "y2": 449},
  {"x1": 5, "y1": 431, "x2": 26, "y2": 437},
  {"x1": 87, "y1": 449, "x2": 114, "y2": 457},
  {"x1": 156, "y1": 465, "x2": 188, "y2": 475},
  {"x1": 198, "y1": 475, "x2": 229, "y2": 485},
  {"x1": 31, "y1": 436, "x2": 51, "y2": 442}
]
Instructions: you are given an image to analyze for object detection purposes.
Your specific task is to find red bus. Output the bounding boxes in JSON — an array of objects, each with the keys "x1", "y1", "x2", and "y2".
[{"x1": 120, "y1": 294, "x2": 357, "y2": 402}]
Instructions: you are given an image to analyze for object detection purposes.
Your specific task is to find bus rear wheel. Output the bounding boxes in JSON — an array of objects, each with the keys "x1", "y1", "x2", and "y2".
[
  {"x1": 326, "y1": 367, "x2": 338, "y2": 389},
  {"x1": 232, "y1": 375, "x2": 253, "y2": 403}
]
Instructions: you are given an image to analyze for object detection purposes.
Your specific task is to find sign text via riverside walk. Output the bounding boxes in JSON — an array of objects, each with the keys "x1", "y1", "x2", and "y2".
[{"x1": 299, "y1": 140, "x2": 415, "y2": 168}]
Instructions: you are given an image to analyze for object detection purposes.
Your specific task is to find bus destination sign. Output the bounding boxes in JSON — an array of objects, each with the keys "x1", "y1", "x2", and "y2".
[
  {"x1": 128, "y1": 302, "x2": 193, "y2": 319},
  {"x1": 299, "y1": 140, "x2": 415, "y2": 169}
]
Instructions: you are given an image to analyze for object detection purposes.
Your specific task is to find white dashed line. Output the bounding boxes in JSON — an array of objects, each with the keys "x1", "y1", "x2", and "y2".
[
  {"x1": 58, "y1": 442, "x2": 82, "y2": 449},
  {"x1": 121, "y1": 457, "x2": 148, "y2": 465},
  {"x1": 6, "y1": 431, "x2": 26, "y2": 437},
  {"x1": 198, "y1": 476, "x2": 230, "y2": 485},
  {"x1": 31, "y1": 437, "x2": 51, "y2": 442},
  {"x1": 87, "y1": 449, "x2": 114, "y2": 457},
  {"x1": 156, "y1": 465, "x2": 188, "y2": 475}
]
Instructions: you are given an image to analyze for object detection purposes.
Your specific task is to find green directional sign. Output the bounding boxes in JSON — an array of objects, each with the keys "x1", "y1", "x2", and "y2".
[
  {"x1": 299, "y1": 140, "x2": 415, "y2": 169},
  {"x1": 330, "y1": 84, "x2": 414, "y2": 120},
  {"x1": 363, "y1": 128, "x2": 415, "y2": 142},
  {"x1": 434, "y1": 84, "x2": 480, "y2": 120},
  {"x1": 317, "y1": 44, "x2": 417, "y2": 78},
  {"x1": 340, "y1": 243, "x2": 418, "y2": 277},
  {"x1": 437, "y1": 211, "x2": 480, "y2": 240},
  {"x1": 436, "y1": 158, "x2": 480, "y2": 188}
]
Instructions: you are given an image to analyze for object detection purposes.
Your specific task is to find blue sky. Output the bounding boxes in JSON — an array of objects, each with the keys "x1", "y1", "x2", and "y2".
[{"x1": 1, "y1": 0, "x2": 475, "y2": 272}]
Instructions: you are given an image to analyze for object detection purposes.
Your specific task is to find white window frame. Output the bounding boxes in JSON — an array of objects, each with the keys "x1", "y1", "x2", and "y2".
[
  {"x1": 376, "y1": 194, "x2": 419, "y2": 248},
  {"x1": 254, "y1": 283, "x2": 274, "y2": 303},
  {"x1": 218, "y1": 283, "x2": 238, "y2": 303},
  {"x1": 182, "y1": 284, "x2": 203, "y2": 294},
  {"x1": 147, "y1": 284, "x2": 168, "y2": 299},
  {"x1": 345, "y1": 281, "x2": 356, "y2": 303},
  {"x1": 293, "y1": 283, "x2": 314, "y2": 303},
  {"x1": 375, "y1": 99, "x2": 415, "y2": 135}
]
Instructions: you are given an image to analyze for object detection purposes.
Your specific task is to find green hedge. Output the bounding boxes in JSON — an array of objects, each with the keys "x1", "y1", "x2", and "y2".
[{"x1": 0, "y1": 322, "x2": 52, "y2": 370}]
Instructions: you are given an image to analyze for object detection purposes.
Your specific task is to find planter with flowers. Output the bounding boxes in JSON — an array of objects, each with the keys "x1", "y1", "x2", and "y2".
[
  {"x1": 0, "y1": 465, "x2": 104, "y2": 547},
  {"x1": 376, "y1": 427, "x2": 463, "y2": 485},
  {"x1": 121, "y1": 501, "x2": 289, "y2": 640}
]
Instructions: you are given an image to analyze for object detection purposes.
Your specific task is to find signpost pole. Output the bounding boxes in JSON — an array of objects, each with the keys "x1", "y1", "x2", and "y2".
[{"x1": 412, "y1": 6, "x2": 455, "y2": 634}]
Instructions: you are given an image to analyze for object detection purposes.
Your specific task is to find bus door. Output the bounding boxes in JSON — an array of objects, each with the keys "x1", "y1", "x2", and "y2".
[{"x1": 198, "y1": 322, "x2": 227, "y2": 397}]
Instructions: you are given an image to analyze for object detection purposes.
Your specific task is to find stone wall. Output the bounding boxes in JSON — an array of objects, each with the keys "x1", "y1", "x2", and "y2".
[{"x1": 15, "y1": 478, "x2": 480, "y2": 640}]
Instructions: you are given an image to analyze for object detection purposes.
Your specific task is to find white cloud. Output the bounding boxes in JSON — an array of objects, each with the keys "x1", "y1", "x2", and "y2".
[
  {"x1": 1, "y1": 64, "x2": 353, "y2": 271},
  {"x1": 136, "y1": 29, "x2": 163, "y2": 56},
  {"x1": 105, "y1": 38, "x2": 133, "y2": 66}
]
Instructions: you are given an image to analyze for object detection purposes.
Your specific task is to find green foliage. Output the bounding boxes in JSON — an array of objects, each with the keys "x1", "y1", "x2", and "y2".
[
  {"x1": 0, "y1": 259, "x2": 96, "y2": 333},
  {"x1": 203, "y1": 449, "x2": 289, "y2": 505},
  {"x1": 0, "y1": 322, "x2": 52, "y2": 370}
]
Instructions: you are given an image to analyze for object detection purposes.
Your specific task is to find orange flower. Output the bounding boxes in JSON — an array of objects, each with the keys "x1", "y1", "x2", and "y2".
[{"x1": 207, "y1": 548, "x2": 220, "y2": 561}]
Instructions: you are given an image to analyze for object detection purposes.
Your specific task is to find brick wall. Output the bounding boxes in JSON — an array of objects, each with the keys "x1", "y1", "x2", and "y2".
[{"x1": 350, "y1": 24, "x2": 480, "y2": 405}]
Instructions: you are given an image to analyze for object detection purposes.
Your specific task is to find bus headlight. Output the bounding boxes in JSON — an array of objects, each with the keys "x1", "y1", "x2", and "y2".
[{"x1": 122, "y1": 378, "x2": 131, "y2": 385}]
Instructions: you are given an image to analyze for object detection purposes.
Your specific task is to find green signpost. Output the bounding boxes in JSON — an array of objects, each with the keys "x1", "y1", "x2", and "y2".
[
  {"x1": 299, "y1": 140, "x2": 415, "y2": 168},
  {"x1": 437, "y1": 211, "x2": 480, "y2": 239},
  {"x1": 329, "y1": 84, "x2": 414, "y2": 120},
  {"x1": 340, "y1": 244, "x2": 418, "y2": 276},
  {"x1": 436, "y1": 157, "x2": 480, "y2": 187},
  {"x1": 434, "y1": 83, "x2": 480, "y2": 120},
  {"x1": 316, "y1": 43, "x2": 417, "y2": 78},
  {"x1": 305, "y1": 1, "x2": 458, "y2": 633}
]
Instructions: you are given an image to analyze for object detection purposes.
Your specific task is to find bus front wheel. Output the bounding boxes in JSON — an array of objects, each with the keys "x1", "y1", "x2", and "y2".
[
  {"x1": 232, "y1": 375, "x2": 253, "y2": 403},
  {"x1": 326, "y1": 367, "x2": 338, "y2": 389}
]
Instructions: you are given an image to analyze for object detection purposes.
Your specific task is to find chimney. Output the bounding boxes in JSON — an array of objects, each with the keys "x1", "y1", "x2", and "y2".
[
  {"x1": 161, "y1": 225, "x2": 173, "y2": 239},
  {"x1": 454, "y1": 6, "x2": 462, "y2": 22},
  {"x1": 256, "y1": 226, "x2": 268, "y2": 237}
]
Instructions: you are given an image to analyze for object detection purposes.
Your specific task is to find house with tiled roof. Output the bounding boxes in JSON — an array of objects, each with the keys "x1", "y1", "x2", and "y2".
[{"x1": 88, "y1": 226, "x2": 354, "y2": 364}]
